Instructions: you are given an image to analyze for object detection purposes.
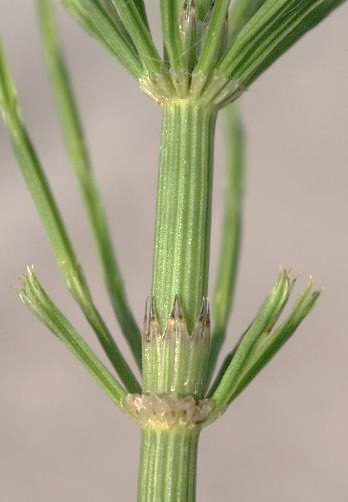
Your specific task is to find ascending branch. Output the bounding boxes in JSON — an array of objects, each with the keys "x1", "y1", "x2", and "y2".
[
  {"x1": 160, "y1": 0, "x2": 185, "y2": 71},
  {"x1": 194, "y1": 0, "x2": 232, "y2": 74},
  {"x1": 210, "y1": 273, "x2": 321, "y2": 407},
  {"x1": 20, "y1": 267, "x2": 127, "y2": 407},
  {"x1": 0, "y1": 44, "x2": 140, "y2": 393},
  {"x1": 219, "y1": 0, "x2": 346, "y2": 87},
  {"x1": 60, "y1": 0, "x2": 143, "y2": 78},
  {"x1": 37, "y1": 0, "x2": 142, "y2": 369},
  {"x1": 209, "y1": 105, "x2": 244, "y2": 379},
  {"x1": 228, "y1": 0, "x2": 267, "y2": 38},
  {"x1": 107, "y1": 0, "x2": 162, "y2": 75}
]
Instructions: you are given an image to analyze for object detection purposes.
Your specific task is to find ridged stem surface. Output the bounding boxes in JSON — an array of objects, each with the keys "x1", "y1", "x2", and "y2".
[
  {"x1": 138, "y1": 428, "x2": 200, "y2": 502},
  {"x1": 151, "y1": 102, "x2": 216, "y2": 333}
]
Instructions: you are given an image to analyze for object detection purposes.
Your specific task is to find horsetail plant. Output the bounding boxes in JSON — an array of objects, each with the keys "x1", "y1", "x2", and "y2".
[{"x1": 0, "y1": 0, "x2": 344, "y2": 500}]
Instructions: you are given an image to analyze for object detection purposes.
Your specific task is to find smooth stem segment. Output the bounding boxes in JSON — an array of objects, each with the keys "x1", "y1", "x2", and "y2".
[
  {"x1": 151, "y1": 102, "x2": 216, "y2": 333},
  {"x1": 138, "y1": 428, "x2": 200, "y2": 502}
]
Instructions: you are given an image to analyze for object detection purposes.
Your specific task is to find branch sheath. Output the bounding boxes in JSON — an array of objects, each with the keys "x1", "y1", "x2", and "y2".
[{"x1": 151, "y1": 102, "x2": 217, "y2": 333}]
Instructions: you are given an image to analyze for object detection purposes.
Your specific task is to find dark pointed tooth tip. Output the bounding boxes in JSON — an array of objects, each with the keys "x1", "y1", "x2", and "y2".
[
  {"x1": 144, "y1": 296, "x2": 150, "y2": 320},
  {"x1": 195, "y1": 298, "x2": 209, "y2": 324},
  {"x1": 170, "y1": 295, "x2": 184, "y2": 319},
  {"x1": 183, "y1": 0, "x2": 194, "y2": 8},
  {"x1": 198, "y1": 297, "x2": 206, "y2": 313},
  {"x1": 205, "y1": 297, "x2": 210, "y2": 315},
  {"x1": 150, "y1": 296, "x2": 157, "y2": 320},
  {"x1": 169, "y1": 297, "x2": 177, "y2": 318},
  {"x1": 204, "y1": 298, "x2": 210, "y2": 319}
]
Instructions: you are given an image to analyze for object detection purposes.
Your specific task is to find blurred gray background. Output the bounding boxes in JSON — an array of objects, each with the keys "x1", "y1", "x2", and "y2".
[{"x1": 1, "y1": 2, "x2": 348, "y2": 501}]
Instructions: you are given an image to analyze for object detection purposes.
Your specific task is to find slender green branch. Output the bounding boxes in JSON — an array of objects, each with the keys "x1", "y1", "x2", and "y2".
[
  {"x1": 160, "y1": 0, "x2": 185, "y2": 71},
  {"x1": 59, "y1": 0, "x2": 143, "y2": 78},
  {"x1": 217, "y1": 0, "x2": 346, "y2": 88},
  {"x1": 209, "y1": 105, "x2": 244, "y2": 378},
  {"x1": 129, "y1": 0, "x2": 150, "y2": 29},
  {"x1": 0, "y1": 45, "x2": 140, "y2": 393},
  {"x1": 194, "y1": 0, "x2": 231, "y2": 74},
  {"x1": 228, "y1": 0, "x2": 267, "y2": 37},
  {"x1": 179, "y1": 0, "x2": 199, "y2": 75},
  {"x1": 98, "y1": 0, "x2": 139, "y2": 49},
  {"x1": 210, "y1": 270, "x2": 292, "y2": 408},
  {"x1": 20, "y1": 268, "x2": 127, "y2": 407},
  {"x1": 196, "y1": 0, "x2": 213, "y2": 21},
  {"x1": 228, "y1": 279, "x2": 321, "y2": 402},
  {"x1": 108, "y1": 0, "x2": 163, "y2": 74},
  {"x1": 37, "y1": 0, "x2": 142, "y2": 368}
]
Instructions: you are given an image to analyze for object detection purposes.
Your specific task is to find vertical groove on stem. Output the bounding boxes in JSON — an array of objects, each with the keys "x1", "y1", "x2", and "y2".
[
  {"x1": 151, "y1": 102, "x2": 217, "y2": 333},
  {"x1": 138, "y1": 428, "x2": 200, "y2": 502}
]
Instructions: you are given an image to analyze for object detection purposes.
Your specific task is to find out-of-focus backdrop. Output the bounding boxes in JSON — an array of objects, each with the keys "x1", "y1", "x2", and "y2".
[{"x1": 1, "y1": 2, "x2": 348, "y2": 501}]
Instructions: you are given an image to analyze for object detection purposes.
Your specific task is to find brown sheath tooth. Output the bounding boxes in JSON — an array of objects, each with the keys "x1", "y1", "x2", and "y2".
[
  {"x1": 170, "y1": 294, "x2": 184, "y2": 321},
  {"x1": 143, "y1": 297, "x2": 160, "y2": 342},
  {"x1": 164, "y1": 299, "x2": 176, "y2": 341},
  {"x1": 201, "y1": 297, "x2": 210, "y2": 322},
  {"x1": 204, "y1": 299, "x2": 211, "y2": 330},
  {"x1": 149, "y1": 297, "x2": 161, "y2": 341},
  {"x1": 164, "y1": 296, "x2": 188, "y2": 343},
  {"x1": 196, "y1": 297, "x2": 206, "y2": 322},
  {"x1": 202, "y1": 300, "x2": 211, "y2": 348},
  {"x1": 192, "y1": 297, "x2": 210, "y2": 341},
  {"x1": 143, "y1": 296, "x2": 150, "y2": 341},
  {"x1": 149, "y1": 296, "x2": 157, "y2": 321}
]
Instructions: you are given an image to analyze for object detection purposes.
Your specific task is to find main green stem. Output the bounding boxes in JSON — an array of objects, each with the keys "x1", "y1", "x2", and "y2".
[
  {"x1": 151, "y1": 102, "x2": 217, "y2": 333},
  {"x1": 138, "y1": 102, "x2": 217, "y2": 501},
  {"x1": 138, "y1": 428, "x2": 200, "y2": 502}
]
